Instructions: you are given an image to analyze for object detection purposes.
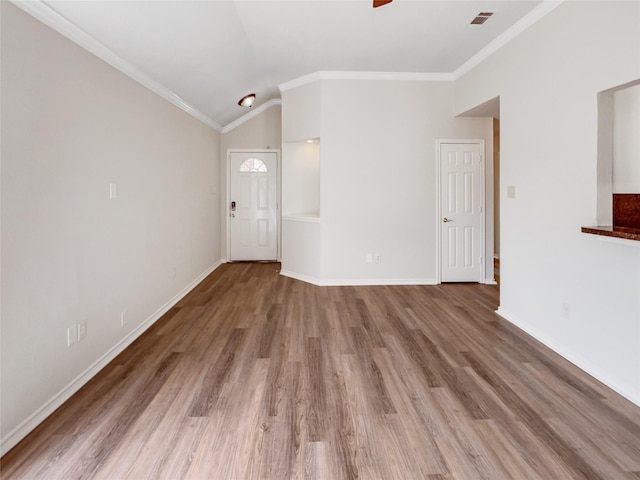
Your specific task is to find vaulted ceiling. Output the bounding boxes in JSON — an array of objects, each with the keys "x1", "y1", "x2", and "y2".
[{"x1": 21, "y1": 0, "x2": 546, "y2": 129}]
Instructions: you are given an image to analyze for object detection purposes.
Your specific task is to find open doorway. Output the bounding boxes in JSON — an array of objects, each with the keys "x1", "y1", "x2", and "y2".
[
  {"x1": 455, "y1": 96, "x2": 501, "y2": 290},
  {"x1": 493, "y1": 117, "x2": 500, "y2": 283}
]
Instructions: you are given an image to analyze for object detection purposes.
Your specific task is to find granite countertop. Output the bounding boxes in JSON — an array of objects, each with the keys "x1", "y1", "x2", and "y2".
[{"x1": 581, "y1": 226, "x2": 640, "y2": 241}]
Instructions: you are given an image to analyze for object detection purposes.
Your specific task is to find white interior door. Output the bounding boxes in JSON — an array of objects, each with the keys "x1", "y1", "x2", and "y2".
[
  {"x1": 440, "y1": 142, "x2": 483, "y2": 282},
  {"x1": 229, "y1": 151, "x2": 278, "y2": 261}
]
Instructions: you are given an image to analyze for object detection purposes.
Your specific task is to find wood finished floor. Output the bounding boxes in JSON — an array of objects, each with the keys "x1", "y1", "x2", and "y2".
[{"x1": 2, "y1": 262, "x2": 640, "y2": 479}]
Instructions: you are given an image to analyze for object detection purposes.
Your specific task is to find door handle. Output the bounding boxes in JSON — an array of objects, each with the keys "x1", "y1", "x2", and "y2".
[{"x1": 443, "y1": 218, "x2": 452, "y2": 223}]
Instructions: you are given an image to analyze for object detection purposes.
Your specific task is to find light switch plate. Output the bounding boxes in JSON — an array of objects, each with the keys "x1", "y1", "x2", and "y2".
[{"x1": 67, "y1": 325, "x2": 78, "y2": 346}]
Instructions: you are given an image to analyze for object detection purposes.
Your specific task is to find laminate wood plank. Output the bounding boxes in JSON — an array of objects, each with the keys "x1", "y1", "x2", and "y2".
[
  {"x1": 153, "y1": 417, "x2": 208, "y2": 480},
  {"x1": 63, "y1": 351, "x2": 182, "y2": 480},
  {"x1": 488, "y1": 321, "x2": 608, "y2": 401},
  {"x1": 349, "y1": 326, "x2": 396, "y2": 414},
  {"x1": 521, "y1": 362, "x2": 640, "y2": 471},
  {"x1": 384, "y1": 310, "x2": 441, "y2": 388},
  {"x1": 473, "y1": 419, "x2": 545, "y2": 480},
  {"x1": 372, "y1": 347, "x2": 449, "y2": 476},
  {"x1": 257, "y1": 303, "x2": 284, "y2": 358},
  {"x1": 418, "y1": 331, "x2": 491, "y2": 420},
  {"x1": 339, "y1": 353, "x2": 387, "y2": 479},
  {"x1": 431, "y1": 386, "x2": 504, "y2": 480},
  {"x1": 546, "y1": 417, "x2": 637, "y2": 480},
  {"x1": 462, "y1": 350, "x2": 607, "y2": 479},
  {"x1": 258, "y1": 361, "x2": 307, "y2": 479},
  {"x1": 263, "y1": 327, "x2": 292, "y2": 417},
  {"x1": 326, "y1": 361, "x2": 359, "y2": 480},
  {"x1": 95, "y1": 354, "x2": 209, "y2": 480},
  {"x1": 305, "y1": 337, "x2": 327, "y2": 443},
  {"x1": 187, "y1": 328, "x2": 247, "y2": 417},
  {"x1": 460, "y1": 369, "x2": 571, "y2": 479},
  {"x1": 3, "y1": 262, "x2": 640, "y2": 480},
  {"x1": 346, "y1": 296, "x2": 386, "y2": 348}
]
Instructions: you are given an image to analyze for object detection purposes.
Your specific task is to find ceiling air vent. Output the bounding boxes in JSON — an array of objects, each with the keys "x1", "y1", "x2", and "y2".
[{"x1": 470, "y1": 12, "x2": 494, "y2": 25}]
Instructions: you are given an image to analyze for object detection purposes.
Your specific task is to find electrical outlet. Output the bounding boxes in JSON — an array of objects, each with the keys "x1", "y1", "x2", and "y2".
[
  {"x1": 375, "y1": 253, "x2": 381, "y2": 263},
  {"x1": 78, "y1": 321, "x2": 87, "y2": 341},
  {"x1": 121, "y1": 309, "x2": 128, "y2": 327},
  {"x1": 67, "y1": 325, "x2": 78, "y2": 346}
]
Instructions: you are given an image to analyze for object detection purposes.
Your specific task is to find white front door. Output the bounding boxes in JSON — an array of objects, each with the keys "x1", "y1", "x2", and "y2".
[
  {"x1": 440, "y1": 142, "x2": 483, "y2": 282},
  {"x1": 229, "y1": 151, "x2": 278, "y2": 261}
]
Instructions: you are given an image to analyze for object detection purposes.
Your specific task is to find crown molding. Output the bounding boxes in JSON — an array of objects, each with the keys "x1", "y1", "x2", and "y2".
[
  {"x1": 13, "y1": 0, "x2": 562, "y2": 129},
  {"x1": 278, "y1": 71, "x2": 454, "y2": 92},
  {"x1": 452, "y1": 0, "x2": 565, "y2": 80},
  {"x1": 11, "y1": 0, "x2": 222, "y2": 132},
  {"x1": 221, "y1": 99, "x2": 282, "y2": 133}
]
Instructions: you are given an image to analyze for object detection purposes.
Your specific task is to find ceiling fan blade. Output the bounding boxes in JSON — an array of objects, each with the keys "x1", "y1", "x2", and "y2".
[{"x1": 373, "y1": 0, "x2": 392, "y2": 8}]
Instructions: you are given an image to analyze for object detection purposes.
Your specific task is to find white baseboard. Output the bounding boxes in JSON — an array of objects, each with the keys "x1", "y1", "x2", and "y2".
[
  {"x1": 279, "y1": 270, "x2": 437, "y2": 287},
  {"x1": 484, "y1": 278, "x2": 498, "y2": 285},
  {"x1": 0, "y1": 260, "x2": 222, "y2": 456},
  {"x1": 279, "y1": 269, "x2": 323, "y2": 286},
  {"x1": 320, "y1": 278, "x2": 438, "y2": 286},
  {"x1": 496, "y1": 307, "x2": 640, "y2": 408}
]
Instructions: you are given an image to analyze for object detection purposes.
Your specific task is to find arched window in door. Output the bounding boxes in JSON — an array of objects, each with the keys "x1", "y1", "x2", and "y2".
[{"x1": 239, "y1": 158, "x2": 268, "y2": 173}]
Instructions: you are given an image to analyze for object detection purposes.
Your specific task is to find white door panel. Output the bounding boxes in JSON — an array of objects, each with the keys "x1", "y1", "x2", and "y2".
[
  {"x1": 440, "y1": 142, "x2": 483, "y2": 282},
  {"x1": 229, "y1": 152, "x2": 278, "y2": 261}
]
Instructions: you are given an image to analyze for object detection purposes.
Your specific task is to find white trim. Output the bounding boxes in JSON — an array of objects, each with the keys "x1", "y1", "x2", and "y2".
[
  {"x1": 282, "y1": 215, "x2": 320, "y2": 223},
  {"x1": 484, "y1": 278, "x2": 498, "y2": 285},
  {"x1": 226, "y1": 149, "x2": 281, "y2": 262},
  {"x1": 496, "y1": 307, "x2": 640, "y2": 408},
  {"x1": 278, "y1": 71, "x2": 453, "y2": 92},
  {"x1": 221, "y1": 99, "x2": 282, "y2": 133},
  {"x1": 435, "y1": 139, "x2": 486, "y2": 284},
  {"x1": 452, "y1": 1, "x2": 564, "y2": 80},
  {"x1": 279, "y1": 270, "x2": 323, "y2": 286},
  {"x1": 11, "y1": 0, "x2": 222, "y2": 132},
  {"x1": 280, "y1": 270, "x2": 437, "y2": 287},
  {"x1": 0, "y1": 260, "x2": 222, "y2": 456}
]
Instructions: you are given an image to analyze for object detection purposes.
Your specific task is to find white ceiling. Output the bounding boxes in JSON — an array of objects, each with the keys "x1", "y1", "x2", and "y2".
[{"x1": 29, "y1": 0, "x2": 545, "y2": 129}]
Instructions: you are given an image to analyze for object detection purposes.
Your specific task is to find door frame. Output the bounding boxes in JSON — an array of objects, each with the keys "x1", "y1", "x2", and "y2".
[
  {"x1": 226, "y1": 149, "x2": 281, "y2": 262},
  {"x1": 435, "y1": 139, "x2": 486, "y2": 284}
]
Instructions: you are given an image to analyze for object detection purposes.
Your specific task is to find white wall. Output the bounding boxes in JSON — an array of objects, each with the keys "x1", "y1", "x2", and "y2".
[
  {"x1": 319, "y1": 80, "x2": 493, "y2": 283},
  {"x1": 613, "y1": 83, "x2": 640, "y2": 193},
  {"x1": 455, "y1": 1, "x2": 640, "y2": 404},
  {"x1": 282, "y1": 81, "x2": 321, "y2": 142},
  {"x1": 220, "y1": 105, "x2": 282, "y2": 259},
  {"x1": 1, "y1": 3, "x2": 221, "y2": 453},
  {"x1": 282, "y1": 141, "x2": 320, "y2": 217}
]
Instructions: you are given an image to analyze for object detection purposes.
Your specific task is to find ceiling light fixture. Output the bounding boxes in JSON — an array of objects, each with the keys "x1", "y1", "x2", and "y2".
[{"x1": 238, "y1": 93, "x2": 256, "y2": 108}]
